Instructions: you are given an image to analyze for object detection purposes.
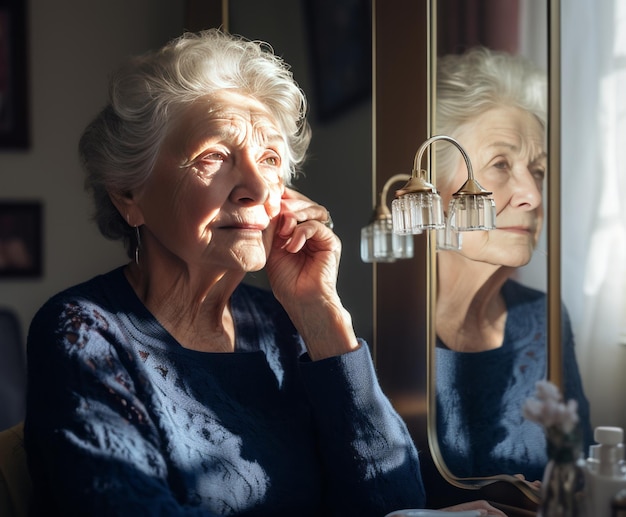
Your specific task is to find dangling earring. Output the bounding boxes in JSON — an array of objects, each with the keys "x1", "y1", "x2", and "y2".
[
  {"x1": 126, "y1": 213, "x2": 141, "y2": 266},
  {"x1": 134, "y1": 225, "x2": 141, "y2": 266}
]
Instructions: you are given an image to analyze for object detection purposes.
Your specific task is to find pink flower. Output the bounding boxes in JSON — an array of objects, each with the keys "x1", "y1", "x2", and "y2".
[{"x1": 523, "y1": 380, "x2": 580, "y2": 435}]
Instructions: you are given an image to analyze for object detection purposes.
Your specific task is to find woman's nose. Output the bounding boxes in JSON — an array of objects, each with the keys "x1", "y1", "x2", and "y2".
[
  {"x1": 510, "y1": 168, "x2": 543, "y2": 210},
  {"x1": 230, "y1": 157, "x2": 271, "y2": 206}
]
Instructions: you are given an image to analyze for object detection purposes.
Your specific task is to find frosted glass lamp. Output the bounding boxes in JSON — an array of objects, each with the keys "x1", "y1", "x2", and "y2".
[
  {"x1": 391, "y1": 135, "x2": 495, "y2": 236},
  {"x1": 448, "y1": 178, "x2": 496, "y2": 231},
  {"x1": 361, "y1": 174, "x2": 415, "y2": 263}
]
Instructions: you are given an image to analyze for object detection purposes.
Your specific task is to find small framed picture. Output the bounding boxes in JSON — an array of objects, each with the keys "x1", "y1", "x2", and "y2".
[
  {"x1": 0, "y1": 0, "x2": 29, "y2": 148},
  {"x1": 0, "y1": 201, "x2": 43, "y2": 278}
]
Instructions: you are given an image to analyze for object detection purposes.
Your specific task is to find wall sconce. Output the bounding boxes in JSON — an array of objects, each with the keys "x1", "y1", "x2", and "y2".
[
  {"x1": 391, "y1": 135, "x2": 496, "y2": 238},
  {"x1": 361, "y1": 174, "x2": 415, "y2": 263}
]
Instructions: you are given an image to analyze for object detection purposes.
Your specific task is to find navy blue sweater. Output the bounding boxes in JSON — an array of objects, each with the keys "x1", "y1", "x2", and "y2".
[
  {"x1": 25, "y1": 267, "x2": 425, "y2": 516},
  {"x1": 436, "y1": 279, "x2": 592, "y2": 482}
]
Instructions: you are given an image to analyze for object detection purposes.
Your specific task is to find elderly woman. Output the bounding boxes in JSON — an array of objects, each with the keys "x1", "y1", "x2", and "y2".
[
  {"x1": 22, "y1": 30, "x2": 507, "y2": 517},
  {"x1": 433, "y1": 47, "x2": 592, "y2": 482},
  {"x1": 23, "y1": 29, "x2": 425, "y2": 516}
]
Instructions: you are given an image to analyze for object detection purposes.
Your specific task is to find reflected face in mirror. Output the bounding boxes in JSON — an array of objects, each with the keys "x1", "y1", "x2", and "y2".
[{"x1": 439, "y1": 105, "x2": 546, "y2": 269}]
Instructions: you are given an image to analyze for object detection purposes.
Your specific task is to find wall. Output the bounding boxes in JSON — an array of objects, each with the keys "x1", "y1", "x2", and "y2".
[
  {"x1": 0, "y1": 0, "x2": 185, "y2": 342},
  {"x1": 0, "y1": 0, "x2": 374, "y2": 350}
]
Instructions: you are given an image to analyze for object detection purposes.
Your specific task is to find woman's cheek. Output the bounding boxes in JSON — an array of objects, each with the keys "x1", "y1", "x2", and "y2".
[
  {"x1": 265, "y1": 181, "x2": 284, "y2": 219},
  {"x1": 263, "y1": 222, "x2": 279, "y2": 254}
]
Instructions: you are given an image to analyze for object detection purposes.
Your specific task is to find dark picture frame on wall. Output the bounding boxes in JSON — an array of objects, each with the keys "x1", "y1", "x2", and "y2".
[
  {"x1": 0, "y1": 0, "x2": 29, "y2": 149},
  {"x1": 0, "y1": 201, "x2": 42, "y2": 278},
  {"x1": 304, "y1": 0, "x2": 372, "y2": 123}
]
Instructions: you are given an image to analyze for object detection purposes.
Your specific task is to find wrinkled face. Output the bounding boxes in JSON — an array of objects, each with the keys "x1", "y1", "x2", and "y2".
[
  {"x1": 130, "y1": 91, "x2": 287, "y2": 274},
  {"x1": 440, "y1": 106, "x2": 546, "y2": 268}
]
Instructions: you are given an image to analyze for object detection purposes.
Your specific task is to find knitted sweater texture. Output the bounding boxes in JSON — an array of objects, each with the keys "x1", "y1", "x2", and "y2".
[
  {"x1": 436, "y1": 279, "x2": 592, "y2": 482},
  {"x1": 25, "y1": 267, "x2": 425, "y2": 516}
]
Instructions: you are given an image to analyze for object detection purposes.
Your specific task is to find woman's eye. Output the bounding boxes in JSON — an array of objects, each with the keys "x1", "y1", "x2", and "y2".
[
  {"x1": 532, "y1": 167, "x2": 546, "y2": 181},
  {"x1": 202, "y1": 152, "x2": 225, "y2": 163},
  {"x1": 189, "y1": 152, "x2": 226, "y2": 177},
  {"x1": 493, "y1": 159, "x2": 510, "y2": 171},
  {"x1": 260, "y1": 152, "x2": 281, "y2": 167}
]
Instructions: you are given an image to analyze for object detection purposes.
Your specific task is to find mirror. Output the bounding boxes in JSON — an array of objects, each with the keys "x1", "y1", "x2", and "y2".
[
  {"x1": 424, "y1": 0, "x2": 592, "y2": 510},
  {"x1": 372, "y1": 0, "x2": 576, "y2": 513},
  {"x1": 429, "y1": 0, "x2": 550, "y2": 493}
]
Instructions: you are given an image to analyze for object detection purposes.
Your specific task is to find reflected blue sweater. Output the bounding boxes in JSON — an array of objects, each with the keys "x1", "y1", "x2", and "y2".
[
  {"x1": 25, "y1": 267, "x2": 425, "y2": 516},
  {"x1": 436, "y1": 279, "x2": 592, "y2": 482}
]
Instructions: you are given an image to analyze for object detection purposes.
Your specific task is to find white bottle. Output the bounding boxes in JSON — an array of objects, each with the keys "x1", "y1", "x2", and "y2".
[{"x1": 585, "y1": 426, "x2": 626, "y2": 517}]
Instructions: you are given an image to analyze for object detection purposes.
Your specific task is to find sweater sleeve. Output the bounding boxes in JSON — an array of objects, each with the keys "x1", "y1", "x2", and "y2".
[
  {"x1": 24, "y1": 298, "x2": 213, "y2": 517},
  {"x1": 298, "y1": 342, "x2": 426, "y2": 516}
]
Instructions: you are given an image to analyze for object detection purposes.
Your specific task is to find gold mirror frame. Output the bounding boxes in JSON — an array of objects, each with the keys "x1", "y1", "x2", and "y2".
[
  {"x1": 423, "y1": 0, "x2": 561, "y2": 509},
  {"x1": 547, "y1": 0, "x2": 563, "y2": 390}
]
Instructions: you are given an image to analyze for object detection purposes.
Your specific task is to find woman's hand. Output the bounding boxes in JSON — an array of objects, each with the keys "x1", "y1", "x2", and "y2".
[
  {"x1": 265, "y1": 188, "x2": 359, "y2": 360},
  {"x1": 266, "y1": 188, "x2": 338, "y2": 301}
]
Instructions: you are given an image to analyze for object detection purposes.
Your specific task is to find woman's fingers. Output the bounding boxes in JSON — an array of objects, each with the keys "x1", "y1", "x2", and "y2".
[
  {"x1": 280, "y1": 188, "x2": 331, "y2": 227},
  {"x1": 280, "y1": 219, "x2": 338, "y2": 254},
  {"x1": 275, "y1": 189, "x2": 336, "y2": 254}
]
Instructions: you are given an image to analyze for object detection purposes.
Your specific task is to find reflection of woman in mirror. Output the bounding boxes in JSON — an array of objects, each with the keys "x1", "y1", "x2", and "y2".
[{"x1": 433, "y1": 47, "x2": 592, "y2": 482}]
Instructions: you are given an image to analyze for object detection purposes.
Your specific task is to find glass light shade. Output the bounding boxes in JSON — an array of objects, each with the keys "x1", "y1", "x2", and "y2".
[
  {"x1": 447, "y1": 195, "x2": 496, "y2": 231},
  {"x1": 436, "y1": 220, "x2": 462, "y2": 251},
  {"x1": 361, "y1": 218, "x2": 414, "y2": 263},
  {"x1": 391, "y1": 192, "x2": 445, "y2": 234}
]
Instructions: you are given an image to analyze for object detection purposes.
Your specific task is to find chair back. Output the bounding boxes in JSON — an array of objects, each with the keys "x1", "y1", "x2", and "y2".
[
  {"x1": 0, "y1": 422, "x2": 32, "y2": 517},
  {"x1": 0, "y1": 308, "x2": 26, "y2": 430}
]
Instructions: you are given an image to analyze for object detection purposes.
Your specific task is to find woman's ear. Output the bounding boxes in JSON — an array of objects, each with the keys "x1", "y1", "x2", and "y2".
[{"x1": 109, "y1": 190, "x2": 145, "y2": 227}]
